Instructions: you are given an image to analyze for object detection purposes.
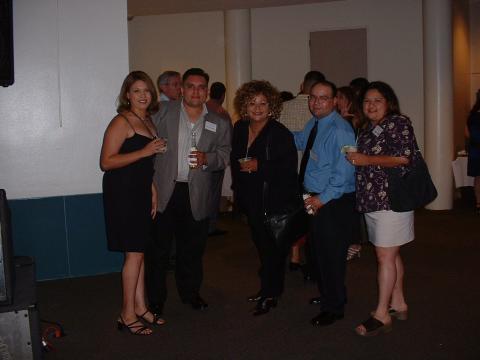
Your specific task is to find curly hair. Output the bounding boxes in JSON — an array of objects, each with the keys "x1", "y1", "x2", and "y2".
[
  {"x1": 234, "y1": 80, "x2": 282, "y2": 120},
  {"x1": 117, "y1": 71, "x2": 158, "y2": 114}
]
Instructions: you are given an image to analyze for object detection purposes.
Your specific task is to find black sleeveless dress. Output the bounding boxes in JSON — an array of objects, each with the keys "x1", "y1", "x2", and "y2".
[{"x1": 103, "y1": 133, "x2": 155, "y2": 252}]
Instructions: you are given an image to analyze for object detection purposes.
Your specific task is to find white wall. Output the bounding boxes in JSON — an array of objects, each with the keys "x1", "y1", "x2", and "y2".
[
  {"x1": 128, "y1": 11, "x2": 226, "y2": 86},
  {"x1": 0, "y1": 0, "x2": 129, "y2": 199},
  {"x1": 128, "y1": 0, "x2": 424, "y2": 146},
  {"x1": 251, "y1": 0, "x2": 424, "y2": 145}
]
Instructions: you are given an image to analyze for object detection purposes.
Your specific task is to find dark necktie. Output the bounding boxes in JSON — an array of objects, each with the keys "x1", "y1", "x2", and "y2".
[{"x1": 298, "y1": 119, "x2": 318, "y2": 188}]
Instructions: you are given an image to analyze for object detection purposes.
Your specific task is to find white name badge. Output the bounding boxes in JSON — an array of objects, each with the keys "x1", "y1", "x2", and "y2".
[
  {"x1": 372, "y1": 125, "x2": 383, "y2": 137},
  {"x1": 205, "y1": 121, "x2": 217, "y2": 132}
]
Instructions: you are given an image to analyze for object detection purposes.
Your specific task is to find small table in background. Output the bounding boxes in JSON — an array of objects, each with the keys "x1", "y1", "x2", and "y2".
[{"x1": 452, "y1": 156, "x2": 474, "y2": 188}]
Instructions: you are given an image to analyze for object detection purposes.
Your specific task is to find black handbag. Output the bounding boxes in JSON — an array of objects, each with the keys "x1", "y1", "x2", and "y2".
[
  {"x1": 386, "y1": 148, "x2": 438, "y2": 212},
  {"x1": 262, "y1": 132, "x2": 309, "y2": 251},
  {"x1": 263, "y1": 185, "x2": 309, "y2": 251}
]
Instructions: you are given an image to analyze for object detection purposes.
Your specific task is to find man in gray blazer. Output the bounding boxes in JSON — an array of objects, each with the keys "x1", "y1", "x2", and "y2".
[{"x1": 146, "y1": 68, "x2": 232, "y2": 316}]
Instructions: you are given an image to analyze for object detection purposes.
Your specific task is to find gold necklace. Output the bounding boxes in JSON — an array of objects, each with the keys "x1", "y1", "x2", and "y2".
[
  {"x1": 130, "y1": 111, "x2": 157, "y2": 139},
  {"x1": 130, "y1": 110, "x2": 147, "y2": 122}
]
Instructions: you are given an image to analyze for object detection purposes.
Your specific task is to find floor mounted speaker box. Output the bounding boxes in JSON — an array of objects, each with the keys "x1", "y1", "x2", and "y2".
[
  {"x1": 0, "y1": 190, "x2": 14, "y2": 306},
  {"x1": 0, "y1": 257, "x2": 41, "y2": 359},
  {"x1": 0, "y1": 307, "x2": 41, "y2": 360},
  {"x1": 0, "y1": 0, "x2": 14, "y2": 87}
]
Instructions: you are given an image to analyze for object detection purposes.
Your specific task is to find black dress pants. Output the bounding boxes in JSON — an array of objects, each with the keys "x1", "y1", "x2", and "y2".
[
  {"x1": 247, "y1": 211, "x2": 288, "y2": 298},
  {"x1": 146, "y1": 182, "x2": 209, "y2": 308},
  {"x1": 312, "y1": 192, "x2": 355, "y2": 315}
]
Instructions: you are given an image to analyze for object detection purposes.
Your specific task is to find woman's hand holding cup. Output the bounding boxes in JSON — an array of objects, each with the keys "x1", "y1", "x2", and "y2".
[
  {"x1": 143, "y1": 138, "x2": 164, "y2": 156},
  {"x1": 238, "y1": 157, "x2": 257, "y2": 173}
]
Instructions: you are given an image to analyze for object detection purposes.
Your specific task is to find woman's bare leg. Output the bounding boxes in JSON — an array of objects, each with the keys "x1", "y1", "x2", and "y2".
[
  {"x1": 390, "y1": 252, "x2": 408, "y2": 311},
  {"x1": 356, "y1": 246, "x2": 397, "y2": 334},
  {"x1": 134, "y1": 258, "x2": 165, "y2": 325},
  {"x1": 120, "y1": 252, "x2": 152, "y2": 334}
]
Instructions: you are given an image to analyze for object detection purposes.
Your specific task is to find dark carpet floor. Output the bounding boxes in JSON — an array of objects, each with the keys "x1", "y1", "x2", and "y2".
[{"x1": 37, "y1": 208, "x2": 479, "y2": 360}]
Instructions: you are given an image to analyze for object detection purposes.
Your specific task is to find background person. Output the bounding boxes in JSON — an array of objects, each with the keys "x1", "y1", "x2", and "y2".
[
  {"x1": 336, "y1": 86, "x2": 367, "y2": 261},
  {"x1": 206, "y1": 81, "x2": 233, "y2": 236},
  {"x1": 346, "y1": 81, "x2": 416, "y2": 336},
  {"x1": 231, "y1": 80, "x2": 298, "y2": 316},
  {"x1": 278, "y1": 70, "x2": 326, "y2": 279},
  {"x1": 101, "y1": 71, "x2": 166, "y2": 335},
  {"x1": 157, "y1": 70, "x2": 182, "y2": 101},
  {"x1": 465, "y1": 90, "x2": 480, "y2": 214}
]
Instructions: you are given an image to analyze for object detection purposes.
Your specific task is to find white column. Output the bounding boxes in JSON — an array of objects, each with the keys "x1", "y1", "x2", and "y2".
[
  {"x1": 423, "y1": 0, "x2": 454, "y2": 210},
  {"x1": 224, "y1": 9, "x2": 252, "y2": 120}
]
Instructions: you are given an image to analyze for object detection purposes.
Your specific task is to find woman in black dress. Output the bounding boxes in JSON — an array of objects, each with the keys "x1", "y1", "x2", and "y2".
[
  {"x1": 231, "y1": 80, "x2": 299, "y2": 316},
  {"x1": 101, "y1": 71, "x2": 166, "y2": 335}
]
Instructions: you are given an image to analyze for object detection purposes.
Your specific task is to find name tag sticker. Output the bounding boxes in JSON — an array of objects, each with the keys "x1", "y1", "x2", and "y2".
[
  {"x1": 372, "y1": 125, "x2": 383, "y2": 137},
  {"x1": 205, "y1": 121, "x2": 217, "y2": 132}
]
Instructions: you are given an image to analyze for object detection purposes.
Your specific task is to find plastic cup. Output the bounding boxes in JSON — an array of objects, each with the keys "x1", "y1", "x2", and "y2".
[
  {"x1": 341, "y1": 145, "x2": 358, "y2": 154},
  {"x1": 238, "y1": 156, "x2": 252, "y2": 164}
]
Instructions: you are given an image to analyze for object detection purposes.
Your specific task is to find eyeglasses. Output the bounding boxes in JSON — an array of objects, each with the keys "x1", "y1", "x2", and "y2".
[{"x1": 308, "y1": 95, "x2": 333, "y2": 103}]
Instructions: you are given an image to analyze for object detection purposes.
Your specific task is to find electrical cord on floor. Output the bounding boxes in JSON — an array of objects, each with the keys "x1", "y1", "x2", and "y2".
[{"x1": 40, "y1": 319, "x2": 66, "y2": 352}]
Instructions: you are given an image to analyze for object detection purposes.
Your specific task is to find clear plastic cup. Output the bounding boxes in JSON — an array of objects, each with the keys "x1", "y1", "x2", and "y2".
[
  {"x1": 238, "y1": 156, "x2": 252, "y2": 164},
  {"x1": 341, "y1": 145, "x2": 358, "y2": 154}
]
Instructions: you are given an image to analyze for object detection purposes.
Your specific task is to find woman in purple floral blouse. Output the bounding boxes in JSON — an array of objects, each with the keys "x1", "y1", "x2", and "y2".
[{"x1": 346, "y1": 81, "x2": 417, "y2": 337}]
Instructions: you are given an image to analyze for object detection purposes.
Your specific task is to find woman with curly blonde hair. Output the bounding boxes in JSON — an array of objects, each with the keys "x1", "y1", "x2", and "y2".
[{"x1": 231, "y1": 80, "x2": 299, "y2": 316}]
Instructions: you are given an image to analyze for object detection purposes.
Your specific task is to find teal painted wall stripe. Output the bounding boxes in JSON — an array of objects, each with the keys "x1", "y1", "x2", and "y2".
[{"x1": 9, "y1": 193, "x2": 122, "y2": 280}]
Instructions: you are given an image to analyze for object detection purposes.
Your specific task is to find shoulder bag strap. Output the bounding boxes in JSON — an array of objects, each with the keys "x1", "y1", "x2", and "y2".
[{"x1": 262, "y1": 130, "x2": 271, "y2": 216}]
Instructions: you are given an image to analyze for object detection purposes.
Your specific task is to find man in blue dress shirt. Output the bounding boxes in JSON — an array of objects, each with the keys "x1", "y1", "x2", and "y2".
[{"x1": 293, "y1": 80, "x2": 356, "y2": 326}]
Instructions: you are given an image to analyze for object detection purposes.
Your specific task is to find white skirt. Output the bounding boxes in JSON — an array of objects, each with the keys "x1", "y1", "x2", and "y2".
[{"x1": 364, "y1": 210, "x2": 414, "y2": 247}]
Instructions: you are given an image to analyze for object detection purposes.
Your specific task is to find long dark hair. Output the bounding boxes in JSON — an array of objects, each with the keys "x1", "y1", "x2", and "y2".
[
  {"x1": 117, "y1": 71, "x2": 158, "y2": 114},
  {"x1": 362, "y1": 81, "x2": 401, "y2": 116},
  {"x1": 337, "y1": 86, "x2": 366, "y2": 130}
]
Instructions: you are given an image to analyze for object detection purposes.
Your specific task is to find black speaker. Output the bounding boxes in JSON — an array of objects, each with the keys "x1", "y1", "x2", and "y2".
[
  {"x1": 0, "y1": 257, "x2": 41, "y2": 359},
  {"x1": 0, "y1": 190, "x2": 14, "y2": 306},
  {"x1": 0, "y1": 0, "x2": 14, "y2": 87}
]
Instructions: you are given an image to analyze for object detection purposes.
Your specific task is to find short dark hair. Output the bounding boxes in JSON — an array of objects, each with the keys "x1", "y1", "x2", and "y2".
[
  {"x1": 303, "y1": 71, "x2": 326, "y2": 93},
  {"x1": 363, "y1": 81, "x2": 401, "y2": 115},
  {"x1": 117, "y1": 71, "x2": 158, "y2": 114},
  {"x1": 209, "y1": 82, "x2": 226, "y2": 100},
  {"x1": 310, "y1": 80, "x2": 337, "y2": 97},
  {"x1": 280, "y1": 91, "x2": 294, "y2": 102},
  {"x1": 349, "y1": 77, "x2": 369, "y2": 97},
  {"x1": 182, "y1": 68, "x2": 209, "y2": 85}
]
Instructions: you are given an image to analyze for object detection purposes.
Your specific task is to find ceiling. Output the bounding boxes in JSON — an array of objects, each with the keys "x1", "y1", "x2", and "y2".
[{"x1": 127, "y1": 0, "x2": 341, "y2": 16}]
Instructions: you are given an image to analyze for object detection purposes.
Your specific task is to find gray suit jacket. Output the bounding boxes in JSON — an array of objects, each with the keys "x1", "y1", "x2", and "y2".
[{"x1": 152, "y1": 100, "x2": 232, "y2": 220}]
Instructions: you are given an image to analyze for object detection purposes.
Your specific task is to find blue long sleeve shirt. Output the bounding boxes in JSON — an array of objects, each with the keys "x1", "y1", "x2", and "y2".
[{"x1": 293, "y1": 110, "x2": 356, "y2": 204}]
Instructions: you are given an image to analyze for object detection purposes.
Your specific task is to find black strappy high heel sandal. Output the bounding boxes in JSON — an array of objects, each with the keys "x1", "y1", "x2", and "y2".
[
  {"x1": 136, "y1": 310, "x2": 166, "y2": 326},
  {"x1": 117, "y1": 316, "x2": 152, "y2": 336}
]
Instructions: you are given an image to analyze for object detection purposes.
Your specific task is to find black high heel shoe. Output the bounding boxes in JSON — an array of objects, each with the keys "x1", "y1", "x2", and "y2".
[
  {"x1": 117, "y1": 316, "x2": 152, "y2": 336},
  {"x1": 247, "y1": 292, "x2": 262, "y2": 302},
  {"x1": 253, "y1": 297, "x2": 277, "y2": 316}
]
